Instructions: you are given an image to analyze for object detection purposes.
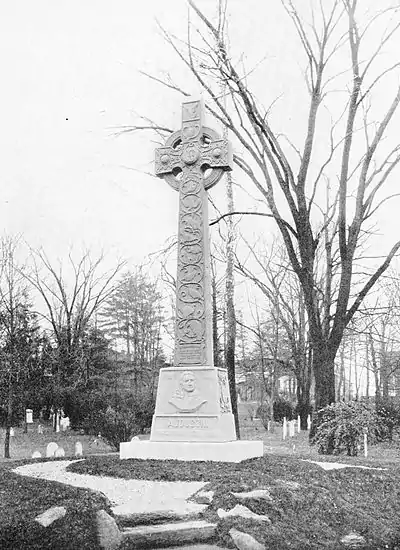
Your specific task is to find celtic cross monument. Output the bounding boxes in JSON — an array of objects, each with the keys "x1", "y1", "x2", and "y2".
[{"x1": 120, "y1": 99, "x2": 263, "y2": 461}]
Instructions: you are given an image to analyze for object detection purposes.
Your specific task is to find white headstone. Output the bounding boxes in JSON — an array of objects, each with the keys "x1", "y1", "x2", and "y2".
[
  {"x1": 37, "y1": 424, "x2": 44, "y2": 434},
  {"x1": 364, "y1": 430, "x2": 368, "y2": 458},
  {"x1": 10, "y1": 427, "x2": 15, "y2": 437},
  {"x1": 54, "y1": 446, "x2": 65, "y2": 457},
  {"x1": 282, "y1": 417, "x2": 288, "y2": 440},
  {"x1": 307, "y1": 414, "x2": 312, "y2": 431},
  {"x1": 26, "y1": 409, "x2": 33, "y2": 424},
  {"x1": 289, "y1": 420, "x2": 295, "y2": 437},
  {"x1": 75, "y1": 441, "x2": 83, "y2": 457},
  {"x1": 46, "y1": 442, "x2": 58, "y2": 458},
  {"x1": 297, "y1": 415, "x2": 301, "y2": 433},
  {"x1": 130, "y1": 436, "x2": 140, "y2": 441},
  {"x1": 61, "y1": 417, "x2": 70, "y2": 431},
  {"x1": 32, "y1": 451, "x2": 42, "y2": 459}
]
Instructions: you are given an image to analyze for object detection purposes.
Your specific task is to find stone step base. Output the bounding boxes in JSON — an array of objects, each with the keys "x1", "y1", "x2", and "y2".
[
  {"x1": 122, "y1": 519, "x2": 216, "y2": 548},
  {"x1": 115, "y1": 509, "x2": 203, "y2": 528},
  {"x1": 120, "y1": 440, "x2": 263, "y2": 462}
]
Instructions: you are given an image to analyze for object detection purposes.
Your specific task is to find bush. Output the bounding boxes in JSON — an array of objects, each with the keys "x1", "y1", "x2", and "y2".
[
  {"x1": 256, "y1": 403, "x2": 272, "y2": 429},
  {"x1": 376, "y1": 400, "x2": 400, "y2": 441},
  {"x1": 273, "y1": 396, "x2": 294, "y2": 422},
  {"x1": 310, "y1": 401, "x2": 389, "y2": 456},
  {"x1": 83, "y1": 395, "x2": 156, "y2": 449}
]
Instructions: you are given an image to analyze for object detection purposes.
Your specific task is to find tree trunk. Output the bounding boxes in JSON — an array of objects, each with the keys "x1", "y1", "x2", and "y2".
[
  {"x1": 224, "y1": 170, "x2": 240, "y2": 439},
  {"x1": 313, "y1": 343, "x2": 336, "y2": 411},
  {"x1": 211, "y1": 260, "x2": 220, "y2": 367},
  {"x1": 4, "y1": 380, "x2": 13, "y2": 459}
]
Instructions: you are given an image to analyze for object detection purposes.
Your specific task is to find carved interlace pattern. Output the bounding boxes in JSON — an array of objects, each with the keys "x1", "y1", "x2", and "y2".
[
  {"x1": 155, "y1": 100, "x2": 233, "y2": 366},
  {"x1": 176, "y1": 168, "x2": 206, "y2": 364},
  {"x1": 218, "y1": 369, "x2": 232, "y2": 413}
]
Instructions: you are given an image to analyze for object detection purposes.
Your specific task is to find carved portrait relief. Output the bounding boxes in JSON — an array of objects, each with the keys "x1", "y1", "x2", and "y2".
[{"x1": 168, "y1": 370, "x2": 207, "y2": 413}]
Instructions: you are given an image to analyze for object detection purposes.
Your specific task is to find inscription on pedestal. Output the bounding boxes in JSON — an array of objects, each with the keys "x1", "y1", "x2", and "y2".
[{"x1": 167, "y1": 417, "x2": 209, "y2": 429}]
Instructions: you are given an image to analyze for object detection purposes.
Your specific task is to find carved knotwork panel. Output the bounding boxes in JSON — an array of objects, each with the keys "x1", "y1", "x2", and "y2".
[{"x1": 218, "y1": 370, "x2": 232, "y2": 414}]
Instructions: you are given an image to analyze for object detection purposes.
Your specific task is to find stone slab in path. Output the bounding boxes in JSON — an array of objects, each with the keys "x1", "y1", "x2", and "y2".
[
  {"x1": 303, "y1": 460, "x2": 386, "y2": 471},
  {"x1": 123, "y1": 520, "x2": 216, "y2": 549}
]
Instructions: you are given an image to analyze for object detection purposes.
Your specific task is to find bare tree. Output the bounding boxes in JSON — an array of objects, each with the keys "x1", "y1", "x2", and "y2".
[
  {"x1": 235, "y1": 240, "x2": 312, "y2": 427},
  {"x1": 0, "y1": 236, "x2": 38, "y2": 457},
  {"x1": 130, "y1": 0, "x2": 400, "y2": 410},
  {"x1": 24, "y1": 249, "x2": 124, "y2": 429}
]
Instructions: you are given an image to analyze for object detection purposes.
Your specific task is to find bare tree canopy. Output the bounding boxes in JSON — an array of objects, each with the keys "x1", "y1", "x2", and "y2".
[{"x1": 129, "y1": 0, "x2": 400, "y2": 409}]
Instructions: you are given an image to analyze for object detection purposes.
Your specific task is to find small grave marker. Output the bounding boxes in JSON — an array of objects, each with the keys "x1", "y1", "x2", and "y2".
[
  {"x1": 55, "y1": 446, "x2": 65, "y2": 457},
  {"x1": 46, "y1": 442, "x2": 58, "y2": 458},
  {"x1": 10, "y1": 427, "x2": 15, "y2": 437},
  {"x1": 75, "y1": 441, "x2": 83, "y2": 457},
  {"x1": 37, "y1": 424, "x2": 44, "y2": 434},
  {"x1": 26, "y1": 409, "x2": 33, "y2": 424},
  {"x1": 282, "y1": 417, "x2": 288, "y2": 440},
  {"x1": 32, "y1": 451, "x2": 42, "y2": 459},
  {"x1": 307, "y1": 414, "x2": 312, "y2": 431},
  {"x1": 61, "y1": 417, "x2": 70, "y2": 431},
  {"x1": 289, "y1": 420, "x2": 295, "y2": 438},
  {"x1": 297, "y1": 415, "x2": 301, "y2": 433},
  {"x1": 364, "y1": 428, "x2": 368, "y2": 458}
]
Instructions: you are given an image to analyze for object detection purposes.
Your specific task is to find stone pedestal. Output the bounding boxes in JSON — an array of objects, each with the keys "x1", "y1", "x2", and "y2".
[
  {"x1": 150, "y1": 367, "x2": 236, "y2": 442},
  {"x1": 120, "y1": 366, "x2": 264, "y2": 462}
]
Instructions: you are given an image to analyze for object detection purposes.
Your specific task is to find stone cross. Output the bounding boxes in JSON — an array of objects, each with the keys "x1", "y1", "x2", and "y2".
[{"x1": 155, "y1": 99, "x2": 232, "y2": 367}]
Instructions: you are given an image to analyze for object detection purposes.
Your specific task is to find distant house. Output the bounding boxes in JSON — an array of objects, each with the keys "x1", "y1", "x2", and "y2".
[{"x1": 236, "y1": 358, "x2": 297, "y2": 403}]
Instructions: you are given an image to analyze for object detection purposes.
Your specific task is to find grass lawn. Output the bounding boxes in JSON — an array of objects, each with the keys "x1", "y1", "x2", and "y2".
[
  {"x1": 0, "y1": 459, "x2": 111, "y2": 550},
  {"x1": 69, "y1": 449, "x2": 400, "y2": 549},
  {"x1": 3, "y1": 413, "x2": 400, "y2": 549}
]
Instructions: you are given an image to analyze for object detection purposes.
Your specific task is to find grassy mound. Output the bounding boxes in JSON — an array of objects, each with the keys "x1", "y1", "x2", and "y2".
[
  {"x1": 69, "y1": 454, "x2": 400, "y2": 549},
  {"x1": 0, "y1": 462, "x2": 110, "y2": 550}
]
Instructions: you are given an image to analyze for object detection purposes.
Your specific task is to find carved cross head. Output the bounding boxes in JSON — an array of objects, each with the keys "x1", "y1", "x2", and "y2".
[{"x1": 155, "y1": 99, "x2": 233, "y2": 191}]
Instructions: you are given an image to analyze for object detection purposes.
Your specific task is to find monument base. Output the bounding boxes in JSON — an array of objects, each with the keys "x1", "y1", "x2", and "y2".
[{"x1": 120, "y1": 440, "x2": 264, "y2": 463}]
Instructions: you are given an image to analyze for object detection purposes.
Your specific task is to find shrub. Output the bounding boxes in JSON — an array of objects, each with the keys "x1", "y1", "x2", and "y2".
[
  {"x1": 310, "y1": 400, "x2": 388, "y2": 456},
  {"x1": 84, "y1": 395, "x2": 156, "y2": 449},
  {"x1": 376, "y1": 400, "x2": 400, "y2": 441},
  {"x1": 273, "y1": 396, "x2": 294, "y2": 422},
  {"x1": 256, "y1": 403, "x2": 272, "y2": 429}
]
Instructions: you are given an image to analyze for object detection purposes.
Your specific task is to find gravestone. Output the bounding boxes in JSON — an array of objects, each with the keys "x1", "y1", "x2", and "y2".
[
  {"x1": 120, "y1": 99, "x2": 263, "y2": 462},
  {"x1": 37, "y1": 424, "x2": 44, "y2": 434},
  {"x1": 46, "y1": 442, "x2": 58, "y2": 458},
  {"x1": 54, "y1": 446, "x2": 65, "y2": 457},
  {"x1": 26, "y1": 409, "x2": 33, "y2": 424},
  {"x1": 10, "y1": 427, "x2": 15, "y2": 437},
  {"x1": 75, "y1": 441, "x2": 83, "y2": 457},
  {"x1": 32, "y1": 451, "x2": 42, "y2": 459}
]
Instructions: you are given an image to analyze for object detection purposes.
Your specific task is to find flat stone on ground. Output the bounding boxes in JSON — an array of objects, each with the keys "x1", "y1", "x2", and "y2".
[
  {"x1": 96, "y1": 510, "x2": 123, "y2": 550},
  {"x1": 232, "y1": 489, "x2": 272, "y2": 501},
  {"x1": 340, "y1": 532, "x2": 367, "y2": 548},
  {"x1": 194, "y1": 489, "x2": 214, "y2": 504},
  {"x1": 229, "y1": 528, "x2": 265, "y2": 550},
  {"x1": 218, "y1": 504, "x2": 271, "y2": 523},
  {"x1": 304, "y1": 460, "x2": 386, "y2": 471},
  {"x1": 35, "y1": 506, "x2": 66, "y2": 527}
]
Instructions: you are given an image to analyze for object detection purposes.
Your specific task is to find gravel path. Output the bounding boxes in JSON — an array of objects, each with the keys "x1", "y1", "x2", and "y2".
[{"x1": 13, "y1": 460, "x2": 206, "y2": 517}]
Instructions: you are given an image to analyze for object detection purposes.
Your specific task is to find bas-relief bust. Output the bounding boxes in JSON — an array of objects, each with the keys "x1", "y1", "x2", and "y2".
[{"x1": 168, "y1": 370, "x2": 207, "y2": 413}]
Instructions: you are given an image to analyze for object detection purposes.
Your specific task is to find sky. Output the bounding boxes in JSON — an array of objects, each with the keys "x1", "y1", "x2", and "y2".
[{"x1": 1, "y1": 0, "x2": 400, "y2": 283}]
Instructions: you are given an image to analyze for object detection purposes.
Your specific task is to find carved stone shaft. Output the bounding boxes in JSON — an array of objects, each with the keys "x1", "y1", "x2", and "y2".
[{"x1": 155, "y1": 99, "x2": 232, "y2": 367}]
